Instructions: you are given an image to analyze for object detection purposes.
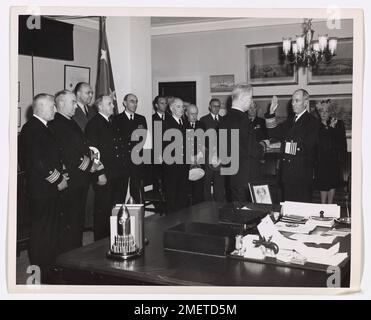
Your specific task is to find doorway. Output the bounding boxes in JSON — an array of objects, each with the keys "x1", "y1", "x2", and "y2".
[{"x1": 158, "y1": 81, "x2": 196, "y2": 104}]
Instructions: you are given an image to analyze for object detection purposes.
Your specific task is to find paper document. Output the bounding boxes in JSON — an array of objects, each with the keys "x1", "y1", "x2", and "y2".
[
  {"x1": 275, "y1": 221, "x2": 316, "y2": 234},
  {"x1": 281, "y1": 201, "x2": 340, "y2": 218},
  {"x1": 257, "y1": 216, "x2": 348, "y2": 266},
  {"x1": 290, "y1": 233, "x2": 336, "y2": 244}
]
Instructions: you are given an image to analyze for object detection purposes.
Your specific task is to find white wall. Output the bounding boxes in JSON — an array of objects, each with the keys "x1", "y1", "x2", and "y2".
[
  {"x1": 18, "y1": 25, "x2": 99, "y2": 130},
  {"x1": 152, "y1": 19, "x2": 353, "y2": 118},
  {"x1": 107, "y1": 17, "x2": 152, "y2": 147}
]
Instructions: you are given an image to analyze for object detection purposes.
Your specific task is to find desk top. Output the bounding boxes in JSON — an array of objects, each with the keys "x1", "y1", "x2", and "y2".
[{"x1": 56, "y1": 202, "x2": 350, "y2": 287}]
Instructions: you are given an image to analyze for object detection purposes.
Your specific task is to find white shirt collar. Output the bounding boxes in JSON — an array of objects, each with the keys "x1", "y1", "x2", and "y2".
[
  {"x1": 99, "y1": 112, "x2": 110, "y2": 122},
  {"x1": 295, "y1": 109, "x2": 307, "y2": 122},
  {"x1": 33, "y1": 114, "x2": 48, "y2": 127},
  {"x1": 157, "y1": 111, "x2": 165, "y2": 119},
  {"x1": 210, "y1": 113, "x2": 218, "y2": 121},
  {"x1": 125, "y1": 110, "x2": 134, "y2": 119},
  {"x1": 172, "y1": 115, "x2": 182, "y2": 123}
]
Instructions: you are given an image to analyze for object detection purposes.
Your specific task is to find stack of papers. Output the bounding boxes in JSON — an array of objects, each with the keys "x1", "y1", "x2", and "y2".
[
  {"x1": 257, "y1": 216, "x2": 348, "y2": 266},
  {"x1": 289, "y1": 233, "x2": 336, "y2": 245},
  {"x1": 275, "y1": 221, "x2": 316, "y2": 234}
]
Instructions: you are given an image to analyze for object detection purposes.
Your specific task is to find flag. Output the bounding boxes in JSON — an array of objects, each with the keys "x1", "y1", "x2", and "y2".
[{"x1": 96, "y1": 16, "x2": 118, "y2": 114}]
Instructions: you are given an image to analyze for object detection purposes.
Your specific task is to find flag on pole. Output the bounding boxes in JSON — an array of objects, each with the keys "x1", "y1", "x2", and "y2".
[{"x1": 96, "y1": 16, "x2": 118, "y2": 114}]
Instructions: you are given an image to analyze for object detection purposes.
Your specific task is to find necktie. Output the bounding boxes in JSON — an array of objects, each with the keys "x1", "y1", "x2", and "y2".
[
  {"x1": 130, "y1": 114, "x2": 133, "y2": 121},
  {"x1": 214, "y1": 115, "x2": 219, "y2": 123},
  {"x1": 294, "y1": 115, "x2": 298, "y2": 123},
  {"x1": 84, "y1": 105, "x2": 89, "y2": 116},
  {"x1": 162, "y1": 114, "x2": 164, "y2": 121},
  {"x1": 179, "y1": 119, "x2": 183, "y2": 126}
]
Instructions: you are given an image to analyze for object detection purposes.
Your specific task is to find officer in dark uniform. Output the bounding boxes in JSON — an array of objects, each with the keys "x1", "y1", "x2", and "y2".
[
  {"x1": 185, "y1": 104, "x2": 205, "y2": 205},
  {"x1": 199, "y1": 98, "x2": 226, "y2": 202},
  {"x1": 219, "y1": 84, "x2": 267, "y2": 202},
  {"x1": 163, "y1": 98, "x2": 190, "y2": 213},
  {"x1": 265, "y1": 90, "x2": 320, "y2": 202},
  {"x1": 150, "y1": 95, "x2": 169, "y2": 210},
  {"x1": 85, "y1": 95, "x2": 126, "y2": 241},
  {"x1": 49, "y1": 90, "x2": 93, "y2": 253},
  {"x1": 247, "y1": 101, "x2": 267, "y2": 142},
  {"x1": 113, "y1": 93, "x2": 148, "y2": 203},
  {"x1": 19, "y1": 93, "x2": 69, "y2": 283}
]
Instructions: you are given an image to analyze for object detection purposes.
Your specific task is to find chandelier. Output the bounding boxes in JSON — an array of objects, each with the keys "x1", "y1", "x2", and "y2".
[{"x1": 282, "y1": 19, "x2": 338, "y2": 68}]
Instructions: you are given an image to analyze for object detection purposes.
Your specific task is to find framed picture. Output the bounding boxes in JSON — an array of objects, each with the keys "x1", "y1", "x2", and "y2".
[
  {"x1": 210, "y1": 74, "x2": 235, "y2": 92},
  {"x1": 246, "y1": 42, "x2": 298, "y2": 86},
  {"x1": 307, "y1": 38, "x2": 353, "y2": 84},
  {"x1": 253, "y1": 95, "x2": 292, "y2": 124},
  {"x1": 248, "y1": 183, "x2": 273, "y2": 204},
  {"x1": 309, "y1": 94, "x2": 352, "y2": 136},
  {"x1": 64, "y1": 65, "x2": 91, "y2": 91}
]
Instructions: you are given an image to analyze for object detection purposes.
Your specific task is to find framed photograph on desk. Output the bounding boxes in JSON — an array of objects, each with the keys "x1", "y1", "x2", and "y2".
[{"x1": 249, "y1": 183, "x2": 273, "y2": 204}]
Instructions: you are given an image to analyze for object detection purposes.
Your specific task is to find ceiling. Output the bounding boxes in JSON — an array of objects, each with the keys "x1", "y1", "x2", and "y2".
[{"x1": 150, "y1": 17, "x2": 238, "y2": 27}]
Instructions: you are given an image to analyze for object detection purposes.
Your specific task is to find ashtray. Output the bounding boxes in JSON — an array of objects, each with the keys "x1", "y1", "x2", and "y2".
[{"x1": 335, "y1": 217, "x2": 351, "y2": 225}]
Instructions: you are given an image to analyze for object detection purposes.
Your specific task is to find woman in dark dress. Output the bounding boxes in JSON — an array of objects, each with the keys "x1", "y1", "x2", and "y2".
[{"x1": 315, "y1": 99, "x2": 347, "y2": 204}]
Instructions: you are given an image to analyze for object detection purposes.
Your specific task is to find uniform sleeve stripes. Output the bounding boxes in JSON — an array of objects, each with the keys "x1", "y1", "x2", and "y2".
[
  {"x1": 45, "y1": 169, "x2": 61, "y2": 184},
  {"x1": 78, "y1": 155, "x2": 90, "y2": 171}
]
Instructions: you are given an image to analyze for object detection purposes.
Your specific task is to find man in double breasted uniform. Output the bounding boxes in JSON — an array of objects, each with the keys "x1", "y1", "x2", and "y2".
[
  {"x1": 20, "y1": 93, "x2": 69, "y2": 283},
  {"x1": 113, "y1": 93, "x2": 147, "y2": 204},
  {"x1": 265, "y1": 89, "x2": 319, "y2": 202}
]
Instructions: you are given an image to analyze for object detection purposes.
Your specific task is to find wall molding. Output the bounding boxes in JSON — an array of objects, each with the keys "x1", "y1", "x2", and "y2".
[{"x1": 151, "y1": 18, "x2": 328, "y2": 36}]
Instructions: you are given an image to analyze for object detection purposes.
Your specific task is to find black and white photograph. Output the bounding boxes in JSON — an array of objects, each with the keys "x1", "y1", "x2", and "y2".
[{"x1": 7, "y1": 6, "x2": 365, "y2": 296}]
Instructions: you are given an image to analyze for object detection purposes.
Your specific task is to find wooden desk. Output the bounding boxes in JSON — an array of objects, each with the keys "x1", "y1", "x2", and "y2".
[{"x1": 55, "y1": 202, "x2": 350, "y2": 287}]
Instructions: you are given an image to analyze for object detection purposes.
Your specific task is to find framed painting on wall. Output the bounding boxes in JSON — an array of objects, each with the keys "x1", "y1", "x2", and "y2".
[
  {"x1": 210, "y1": 74, "x2": 235, "y2": 92},
  {"x1": 246, "y1": 43, "x2": 298, "y2": 86},
  {"x1": 64, "y1": 65, "x2": 91, "y2": 91},
  {"x1": 307, "y1": 38, "x2": 353, "y2": 85}
]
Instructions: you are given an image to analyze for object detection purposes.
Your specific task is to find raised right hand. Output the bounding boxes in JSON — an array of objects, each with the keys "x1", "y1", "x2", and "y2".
[{"x1": 270, "y1": 95, "x2": 279, "y2": 114}]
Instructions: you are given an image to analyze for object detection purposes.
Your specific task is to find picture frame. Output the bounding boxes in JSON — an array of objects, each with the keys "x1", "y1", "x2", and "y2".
[
  {"x1": 64, "y1": 65, "x2": 91, "y2": 91},
  {"x1": 248, "y1": 183, "x2": 273, "y2": 204},
  {"x1": 307, "y1": 38, "x2": 353, "y2": 85},
  {"x1": 210, "y1": 74, "x2": 235, "y2": 92},
  {"x1": 246, "y1": 42, "x2": 298, "y2": 86},
  {"x1": 309, "y1": 94, "x2": 352, "y2": 136}
]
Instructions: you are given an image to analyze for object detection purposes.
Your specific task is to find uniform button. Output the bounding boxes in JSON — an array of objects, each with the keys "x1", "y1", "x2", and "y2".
[
  {"x1": 116, "y1": 155, "x2": 119, "y2": 158},
  {"x1": 115, "y1": 146, "x2": 118, "y2": 149},
  {"x1": 80, "y1": 157, "x2": 83, "y2": 160},
  {"x1": 49, "y1": 171, "x2": 52, "y2": 174}
]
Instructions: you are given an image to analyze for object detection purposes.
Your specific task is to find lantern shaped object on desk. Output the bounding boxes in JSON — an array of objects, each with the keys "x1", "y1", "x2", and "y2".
[{"x1": 106, "y1": 203, "x2": 145, "y2": 260}]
